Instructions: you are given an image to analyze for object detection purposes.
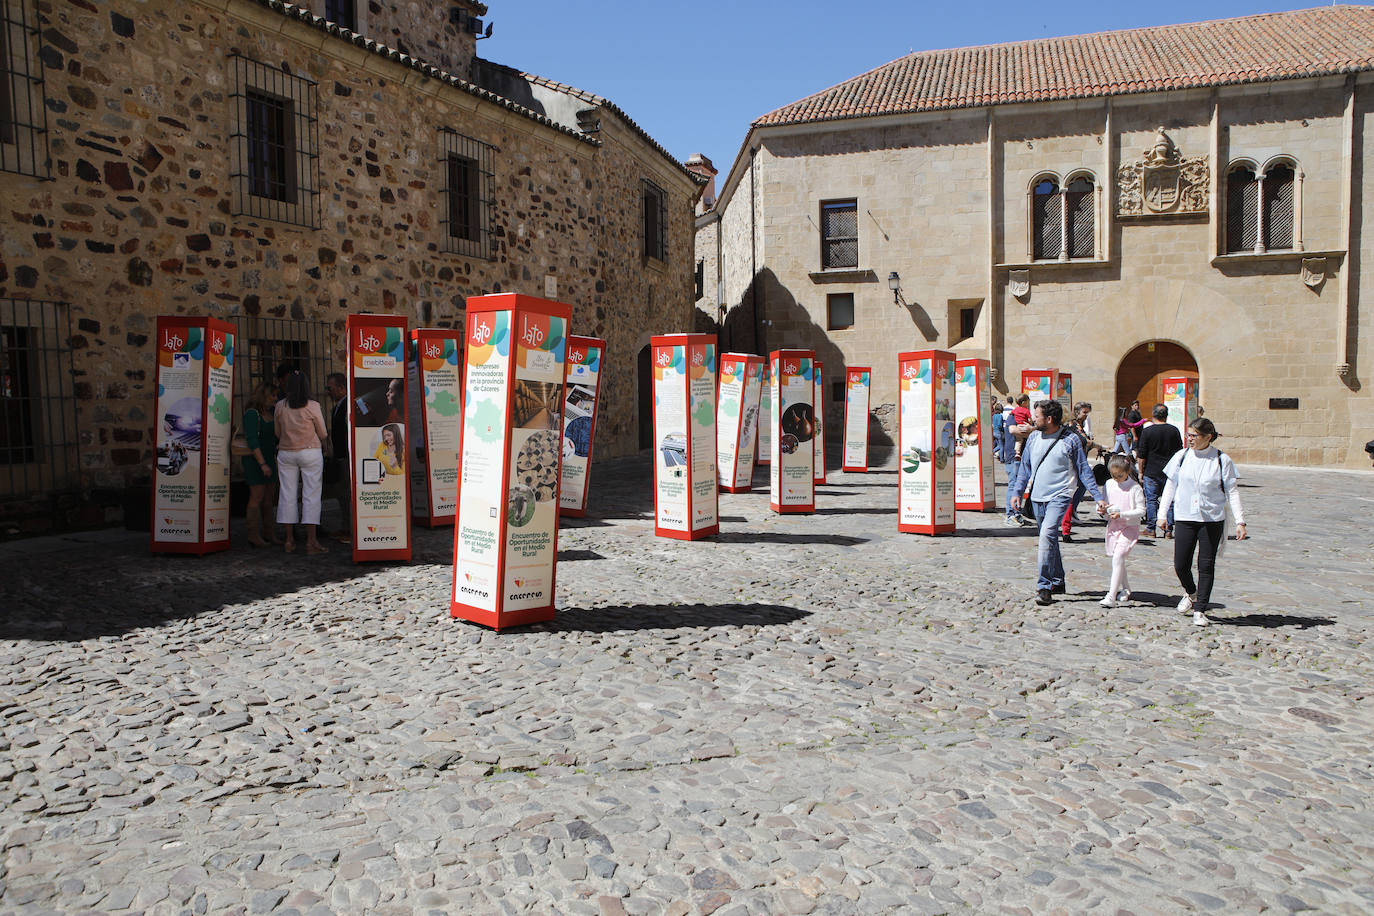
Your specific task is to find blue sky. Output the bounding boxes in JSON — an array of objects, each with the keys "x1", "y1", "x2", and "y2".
[{"x1": 479, "y1": 0, "x2": 1343, "y2": 176}]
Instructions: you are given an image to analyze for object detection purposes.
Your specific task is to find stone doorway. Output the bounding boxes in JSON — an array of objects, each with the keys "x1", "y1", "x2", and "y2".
[
  {"x1": 1115, "y1": 341, "x2": 1199, "y2": 419},
  {"x1": 637, "y1": 344, "x2": 653, "y2": 450}
]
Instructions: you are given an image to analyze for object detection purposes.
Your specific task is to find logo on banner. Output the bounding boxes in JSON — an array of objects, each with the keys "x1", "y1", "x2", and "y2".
[
  {"x1": 903, "y1": 365, "x2": 918, "y2": 379},
  {"x1": 357, "y1": 331, "x2": 382, "y2": 353},
  {"x1": 521, "y1": 319, "x2": 544, "y2": 348},
  {"x1": 691, "y1": 350, "x2": 704, "y2": 367},
  {"x1": 161, "y1": 330, "x2": 184, "y2": 351},
  {"x1": 210, "y1": 335, "x2": 223, "y2": 355},
  {"x1": 784, "y1": 361, "x2": 798, "y2": 374},
  {"x1": 656, "y1": 350, "x2": 671, "y2": 367},
  {"x1": 569, "y1": 348, "x2": 584, "y2": 364},
  {"x1": 423, "y1": 341, "x2": 443, "y2": 359},
  {"x1": 471, "y1": 319, "x2": 492, "y2": 345}
]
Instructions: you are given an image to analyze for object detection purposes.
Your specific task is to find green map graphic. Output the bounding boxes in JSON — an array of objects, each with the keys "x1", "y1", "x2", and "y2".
[
  {"x1": 692, "y1": 398, "x2": 714, "y2": 428},
  {"x1": 209, "y1": 393, "x2": 230, "y2": 424},
  {"x1": 467, "y1": 399, "x2": 503, "y2": 443},
  {"x1": 429, "y1": 390, "x2": 459, "y2": 417}
]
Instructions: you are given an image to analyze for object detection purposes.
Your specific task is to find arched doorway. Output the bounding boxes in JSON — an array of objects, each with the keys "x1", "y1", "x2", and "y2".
[
  {"x1": 637, "y1": 344, "x2": 653, "y2": 449},
  {"x1": 1115, "y1": 341, "x2": 1198, "y2": 417}
]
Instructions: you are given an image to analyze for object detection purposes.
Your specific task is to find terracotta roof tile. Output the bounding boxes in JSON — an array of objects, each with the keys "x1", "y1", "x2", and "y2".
[{"x1": 755, "y1": 6, "x2": 1374, "y2": 127}]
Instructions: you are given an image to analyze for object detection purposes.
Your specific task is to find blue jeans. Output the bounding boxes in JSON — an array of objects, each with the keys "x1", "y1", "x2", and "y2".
[
  {"x1": 1003, "y1": 459, "x2": 1020, "y2": 517},
  {"x1": 1143, "y1": 475, "x2": 1172, "y2": 529},
  {"x1": 1032, "y1": 491, "x2": 1074, "y2": 591}
]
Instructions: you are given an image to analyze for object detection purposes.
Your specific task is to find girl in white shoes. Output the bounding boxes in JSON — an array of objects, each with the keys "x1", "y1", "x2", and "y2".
[
  {"x1": 1156, "y1": 419, "x2": 1248, "y2": 626},
  {"x1": 1099, "y1": 455, "x2": 1145, "y2": 608}
]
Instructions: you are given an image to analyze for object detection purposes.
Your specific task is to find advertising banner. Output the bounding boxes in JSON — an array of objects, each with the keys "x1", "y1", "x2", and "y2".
[
  {"x1": 813, "y1": 360, "x2": 827, "y2": 485},
  {"x1": 1021, "y1": 368, "x2": 1059, "y2": 406},
  {"x1": 452, "y1": 294, "x2": 571, "y2": 629},
  {"x1": 757, "y1": 361, "x2": 772, "y2": 466},
  {"x1": 408, "y1": 329, "x2": 463, "y2": 527},
  {"x1": 1056, "y1": 371, "x2": 1073, "y2": 406},
  {"x1": 716, "y1": 353, "x2": 763, "y2": 493},
  {"x1": 652, "y1": 333, "x2": 719, "y2": 539},
  {"x1": 899, "y1": 350, "x2": 956, "y2": 534},
  {"x1": 151, "y1": 316, "x2": 235, "y2": 554},
  {"x1": 769, "y1": 349, "x2": 815, "y2": 513},
  {"x1": 1162, "y1": 376, "x2": 1199, "y2": 440},
  {"x1": 954, "y1": 358, "x2": 996, "y2": 511},
  {"x1": 559, "y1": 335, "x2": 605, "y2": 517},
  {"x1": 348, "y1": 314, "x2": 412, "y2": 562},
  {"x1": 842, "y1": 367, "x2": 871, "y2": 472}
]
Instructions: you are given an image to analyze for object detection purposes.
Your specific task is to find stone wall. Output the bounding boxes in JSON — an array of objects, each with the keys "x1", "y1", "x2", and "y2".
[
  {"x1": 701, "y1": 77, "x2": 1374, "y2": 467},
  {"x1": 0, "y1": 0, "x2": 698, "y2": 510}
]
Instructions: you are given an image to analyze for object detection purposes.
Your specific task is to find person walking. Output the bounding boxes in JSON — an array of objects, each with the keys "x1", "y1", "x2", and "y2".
[
  {"x1": 1059, "y1": 401, "x2": 1099, "y2": 541},
  {"x1": 239, "y1": 381, "x2": 279, "y2": 547},
  {"x1": 275, "y1": 370, "x2": 330, "y2": 555},
  {"x1": 1010, "y1": 400, "x2": 1107, "y2": 605},
  {"x1": 1155, "y1": 418, "x2": 1248, "y2": 626},
  {"x1": 1003, "y1": 395, "x2": 1030, "y2": 526},
  {"x1": 1098, "y1": 454, "x2": 1145, "y2": 607},
  {"x1": 1136, "y1": 403, "x2": 1183, "y2": 536},
  {"x1": 325, "y1": 372, "x2": 352, "y2": 543}
]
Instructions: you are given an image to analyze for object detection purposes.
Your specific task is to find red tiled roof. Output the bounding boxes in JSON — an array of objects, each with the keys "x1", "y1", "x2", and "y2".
[{"x1": 755, "y1": 6, "x2": 1374, "y2": 127}]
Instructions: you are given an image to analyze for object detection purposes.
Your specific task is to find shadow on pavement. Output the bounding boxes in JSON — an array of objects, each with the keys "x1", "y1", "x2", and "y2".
[
  {"x1": 815, "y1": 507, "x2": 896, "y2": 516},
  {"x1": 1216, "y1": 613, "x2": 1335, "y2": 630},
  {"x1": 951, "y1": 527, "x2": 1035, "y2": 538},
  {"x1": 543, "y1": 603, "x2": 812, "y2": 633},
  {"x1": 713, "y1": 532, "x2": 869, "y2": 547}
]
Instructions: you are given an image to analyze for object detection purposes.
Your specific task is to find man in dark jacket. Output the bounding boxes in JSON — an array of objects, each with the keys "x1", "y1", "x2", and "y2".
[{"x1": 1137, "y1": 403, "x2": 1183, "y2": 533}]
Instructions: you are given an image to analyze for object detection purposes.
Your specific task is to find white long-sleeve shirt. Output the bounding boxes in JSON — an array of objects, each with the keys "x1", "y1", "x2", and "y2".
[{"x1": 1157, "y1": 446, "x2": 1244, "y2": 525}]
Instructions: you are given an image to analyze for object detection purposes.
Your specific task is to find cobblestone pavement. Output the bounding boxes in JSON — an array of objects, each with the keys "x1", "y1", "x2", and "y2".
[{"x1": 2, "y1": 456, "x2": 1373, "y2": 915}]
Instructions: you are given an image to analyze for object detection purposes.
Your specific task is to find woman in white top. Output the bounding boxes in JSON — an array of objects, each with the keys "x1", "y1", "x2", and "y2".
[{"x1": 1156, "y1": 418, "x2": 1248, "y2": 626}]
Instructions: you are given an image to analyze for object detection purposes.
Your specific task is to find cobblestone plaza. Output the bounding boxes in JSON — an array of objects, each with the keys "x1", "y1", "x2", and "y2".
[{"x1": 2, "y1": 459, "x2": 1372, "y2": 914}]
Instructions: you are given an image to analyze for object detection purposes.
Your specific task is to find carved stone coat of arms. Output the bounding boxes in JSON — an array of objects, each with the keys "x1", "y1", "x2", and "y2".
[{"x1": 1117, "y1": 128, "x2": 1209, "y2": 218}]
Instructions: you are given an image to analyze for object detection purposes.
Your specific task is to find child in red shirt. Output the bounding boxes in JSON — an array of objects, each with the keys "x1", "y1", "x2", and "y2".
[{"x1": 1010, "y1": 395, "x2": 1033, "y2": 459}]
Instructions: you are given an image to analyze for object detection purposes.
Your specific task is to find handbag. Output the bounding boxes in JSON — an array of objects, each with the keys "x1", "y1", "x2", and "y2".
[{"x1": 231, "y1": 427, "x2": 252, "y2": 457}]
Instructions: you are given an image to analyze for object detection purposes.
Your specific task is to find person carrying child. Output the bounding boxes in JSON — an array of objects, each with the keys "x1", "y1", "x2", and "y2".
[{"x1": 1098, "y1": 454, "x2": 1145, "y2": 608}]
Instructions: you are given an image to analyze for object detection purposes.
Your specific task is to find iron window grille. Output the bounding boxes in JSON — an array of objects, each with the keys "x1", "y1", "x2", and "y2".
[
  {"x1": 1065, "y1": 177, "x2": 1095, "y2": 259},
  {"x1": 820, "y1": 200, "x2": 858, "y2": 269},
  {"x1": 228, "y1": 55, "x2": 320, "y2": 229},
  {"x1": 643, "y1": 180, "x2": 667, "y2": 262},
  {"x1": 1032, "y1": 176, "x2": 1095, "y2": 261},
  {"x1": 0, "y1": 0, "x2": 49, "y2": 178},
  {"x1": 1, "y1": 299, "x2": 79, "y2": 500},
  {"x1": 324, "y1": 0, "x2": 357, "y2": 32},
  {"x1": 1225, "y1": 166, "x2": 1258, "y2": 253},
  {"x1": 439, "y1": 129, "x2": 495, "y2": 259},
  {"x1": 1262, "y1": 165, "x2": 1295, "y2": 251}
]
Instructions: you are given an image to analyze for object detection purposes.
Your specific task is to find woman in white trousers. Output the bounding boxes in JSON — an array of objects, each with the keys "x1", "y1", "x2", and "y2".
[{"x1": 274, "y1": 371, "x2": 330, "y2": 555}]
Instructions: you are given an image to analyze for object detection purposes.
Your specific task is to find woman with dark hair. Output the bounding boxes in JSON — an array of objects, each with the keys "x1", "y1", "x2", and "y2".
[
  {"x1": 274, "y1": 371, "x2": 329, "y2": 554},
  {"x1": 1156, "y1": 417, "x2": 1248, "y2": 626},
  {"x1": 375, "y1": 423, "x2": 406, "y2": 475},
  {"x1": 240, "y1": 380, "x2": 279, "y2": 547}
]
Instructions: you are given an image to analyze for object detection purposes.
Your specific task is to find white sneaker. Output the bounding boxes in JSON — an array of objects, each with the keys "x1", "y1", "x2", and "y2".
[
  {"x1": 1192, "y1": 609, "x2": 1209, "y2": 627},
  {"x1": 1003, "y1": 515, "x2": 1021, "y2": 527},
  {"x1": 1099, "y1": 596, "x2": 1117, "y2": 608},
  {"x1": 1117, "y1": 590, "x2": 1131, "y2": 603},
  {"x1": 1177, "y1": 594, "x2": 1195, "y2": 614}
]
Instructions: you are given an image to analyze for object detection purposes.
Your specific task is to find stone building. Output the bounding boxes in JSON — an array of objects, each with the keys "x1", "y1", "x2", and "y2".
[
  {"x1": 697, "y1": 6, "x2": 1374, "y2": 468},
  {"x1": 0, "y1": 0, "x2": 702, "y2": 529}
]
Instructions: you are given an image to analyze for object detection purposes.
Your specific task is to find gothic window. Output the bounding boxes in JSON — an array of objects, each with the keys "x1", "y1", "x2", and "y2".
[
  {"x1": 1, "y1": 0, "x2": 47, "y2": 177},
  {"x1": 229, "y1": 56, "x2": 320, "y2": 228},
  {"x1": 1033, "y1": 175, "x2": 1096, "y2": 261},
  {"x1": 643, "y1": 180, "x2": 667, "y2": 262},
  {"x1": 820, "y1": 200, "x2": 858, "y2": 269},
  {"x1": 1226, "y1": 161, "x2": 1298, "y2": 254},
  {"x1": 1032, "y1": 178, "x2": 1062, "y2": 261},
  {"x1": 440, "y1": 129, "x2": 494, "y2": 259},
  {"x1": 1066, "y1": 176, "x2": 1096, "y2": 259}
]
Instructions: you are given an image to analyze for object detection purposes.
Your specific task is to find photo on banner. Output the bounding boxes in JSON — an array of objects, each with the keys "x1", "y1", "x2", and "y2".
[
  {"x1": 770, "y1": 349, "x2": 815, "y2": 513},
  {"x1": 348, "y1": 317, "x2": 411, "y2": 561},
  {"x1": 559, "y1": 336, "x2": 605, "y2": 517}
]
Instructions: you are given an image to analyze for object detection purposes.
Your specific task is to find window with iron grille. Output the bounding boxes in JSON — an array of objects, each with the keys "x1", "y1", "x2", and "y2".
[
  {"x1": 1225, "y1": 166, "x2": 1259, "y2": 253},
  {"x1": 1032, "y1": 178, "x2": 1062, "y2": 261},
  {"x1": 1262, "y1": 165, "x2": 1295, "y2": 251},
  {"x1": 229, "y1": 55, "x2": 320, "y2": 229},
  {"x1": 1, "y1": 299, "x2": 79, "y2": 500},
  {"x1": 820, "y1": 200, "x2": 858, "y2": 269},
  {"x1": 1033, "y1": 176, "x2": 1096, "y2": 261},
  {"x1": 439, "y1": 129, "x2": 494, "y2": 259},
  {"x1": 231, "y1": 317, "x2": 336, "y2": 444},
  {"x1": 643, "y1": 180, "x2": 667, "y2": 262},
  {"x1": 0, "y1": 0, "x2": 48, "y2": 178},
  {"x1": 324, "y1": 0, "x2": 357, "y2": 31},
  {"x1": 1065, "y1": 176, "x2": 1095, "y2": 259}
]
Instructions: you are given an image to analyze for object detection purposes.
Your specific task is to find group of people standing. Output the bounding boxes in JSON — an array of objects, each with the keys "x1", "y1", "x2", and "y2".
[
  {"x1": 992, "y1": 395, "x2": 1248, "y2": 625},
  {"x1": 238, "y1": 364, "x2": 351, "y2": 555}
]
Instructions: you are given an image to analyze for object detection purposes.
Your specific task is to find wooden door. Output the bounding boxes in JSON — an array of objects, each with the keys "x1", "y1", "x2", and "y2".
[{"x1": 1115, "y1": 342, "x2": 1198, "y2": 417}]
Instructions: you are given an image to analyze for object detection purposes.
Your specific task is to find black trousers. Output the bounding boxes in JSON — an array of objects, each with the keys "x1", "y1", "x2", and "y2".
[{"x1": 1173, "y1": 519, "x2": 1225, "y2": 606}]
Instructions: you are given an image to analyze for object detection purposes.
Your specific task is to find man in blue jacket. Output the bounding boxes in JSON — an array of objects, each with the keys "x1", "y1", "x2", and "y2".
[{"x1": 1011, "y1": 400, "x2": 1107, "y2": 605}]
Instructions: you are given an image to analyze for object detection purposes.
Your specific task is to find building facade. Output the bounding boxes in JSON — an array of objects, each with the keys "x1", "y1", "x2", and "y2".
[
  {"x1": 0, "y1": 0, "x2": 702, "y2": 529},
  {"x1": 697, "y1": 6, "x2": 1374, "y2": 468}
]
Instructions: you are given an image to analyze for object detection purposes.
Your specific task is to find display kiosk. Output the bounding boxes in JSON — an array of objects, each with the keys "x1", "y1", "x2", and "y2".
[
  {"x1": 757, "y1": 361, "x2": 772, "y2": 466},
  {"x1": 813, "y1": 360, "x2": 827, "y2": 485},
  {"x1": 716, "y1": 352, "x2": 764, "y2": 493},
  {"x1": 1021, "y1": 367, "x2": 1060, "y2": 405},
  {"x1": 769, "y1": 349, "x2": 816, "y2": 514},
  {"x1": 651, "y1": 333, "x2": 719, "y2": 539},
  {"x1": 1162, "y1": 376, "x2": 1200, "y2": 439},
  {"x1": 1057, "y1": 371, "x2": 1073, "y2": 406},
  {"x1": 954, "y1": 358, "x2": 996, "y2": 511},
  {"x1": 559, "y1": 335, "x2": 606, "y2": 518},
  {"x1": 347, "y1": 314, "x2": 412, "y2": 562},
  {"x1": 150, "y1": 316, "x2": 236, "y2": 554},
  {"x1": 898, "y1": 350, "x2": 956, "y2": 534},
  {"x1": 841, "y1": 367, "x2": 871, "y2": 472},
  {"x1": 408, "y1": 328, "x2": 463, "y2": 527}
]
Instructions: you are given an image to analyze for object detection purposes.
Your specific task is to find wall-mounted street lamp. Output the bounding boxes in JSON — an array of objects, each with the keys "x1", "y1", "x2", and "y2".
[{"x1": 887, "y1": 271, "x2": 902, "y2": 305}]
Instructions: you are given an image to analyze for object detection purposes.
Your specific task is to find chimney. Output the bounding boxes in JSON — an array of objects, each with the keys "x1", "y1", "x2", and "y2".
[{"x1": 685, "y1": 153, "x2": 717, "y2": 214}]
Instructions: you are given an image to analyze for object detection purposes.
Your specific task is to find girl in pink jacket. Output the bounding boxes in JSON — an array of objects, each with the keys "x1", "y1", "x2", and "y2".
[{"x1": 1100, "y1": 455, "x2": 1145, "y2": 607}]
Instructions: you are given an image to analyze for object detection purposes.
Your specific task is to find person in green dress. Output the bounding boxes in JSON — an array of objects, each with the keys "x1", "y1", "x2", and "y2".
[{"x1": 241, "y1": 381, "x2": 279, "y2": 547}]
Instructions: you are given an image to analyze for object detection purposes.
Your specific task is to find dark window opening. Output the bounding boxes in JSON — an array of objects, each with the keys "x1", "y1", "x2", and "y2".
[
  {"x1": 1032, "y1": 178, "x2": 1062, "y2": 261},
  {"x1": 1, "y1": 325, "x2": 37, "y2": 464},
  {"x1": 1226, "y1": 166, "x2": 1258, "y2": 254},
  {"x1": 827, "y1": 293, "x2": 855, "y2": 330},
  {"x1": 324, "y1": 0, "x2": 357, "y2": 31},
  {"x1": 446, "y1": 154, "x2": 479, "y2": 242},
  {"x1": 439, "y1": 129, "x2": 493, "y2": 259},
  {"x1": 1263, "y1": 165, "x2": 1295, "y2": 250},
  {"x1": 820, "y1": 200, "x2": 858, "y2": 269},
  {"x1": 1066, "y1": 176, "x2": 1095, "y2": 259},
  {"x1": 960, "y1": 306, "x2": 979, "y2": 341},
  {"x1": 0, "y1": 20, "x2": 12, "y2": 147},
  {"x1": 246, "y1": 90, "x2": 296, "y2": 203},
  {"x1": 0, "y1": 0, "x2": 49, "y2": 178},
  {"x1": 831, "y1": 380, "x2": 843, "y2": 403},
  {"x1": 694, "y1": 259, "x2": 705, "y2": 300},
  {"x1": 643, "y1": 181, "x2": 667, "y2": 261}
]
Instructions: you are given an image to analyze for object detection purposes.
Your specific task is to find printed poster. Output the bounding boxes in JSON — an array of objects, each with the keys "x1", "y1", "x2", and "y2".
[
  {"x1": 153, "y1": 323, "x2": 205, "y2": 544},
  {"x1": 954, "y1": 359, "x2": 995, "y2": 510},
  {"x1": 813, "y1": 360, "x2": 826, "y2": 485},
  {"x1": 560, "y1": 336, "x2": 604, "y2": 515},
  {"x1": 652, "y1": 335, "x2": 718, "y2": 537},
  {"x1": 770, "y1": 350, "x2": 815, "y2": 512},
  {"x1": 757, "y1": 361, "x2": 772, "y2": 465},
  {"x1": 502, "y1": 312, "x2": 567, "y2": 610},
  {"x1": 202, "y1": 326, "x2": 234, "y2": 541},
  {"x1": 453, "y1": 311, "x2": 512, "y2": 614},
  {"x1": 1056, "y1": 371, "x2": 1073, "y2": 406},
  {"x1": 408, "y1": 331, "x2": 463, "y2": 524},
  {"x1": 1163, "y1": 377, "x2": 1198, "y2": 439},
  {"x1": 350, "y1": 320, "x2": 410, "y2": 557},
  {"x1": 716, "y1": 354, "x2": 762, "y2": 491},
  {"x1": 842, "y1": 367, "x2": 870, "y2": 472},
  {"x1": 899, "y1": 352, "x2": 956, "y2": 532},
  {"x1": 1022, "y1": 368, "x2": 1057, "y2": 405}
]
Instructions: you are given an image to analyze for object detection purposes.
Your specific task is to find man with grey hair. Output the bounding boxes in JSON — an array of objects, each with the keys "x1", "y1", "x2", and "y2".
[{"x1": 1137, "y1": 403, "x2": 1183, "y2": 534}]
